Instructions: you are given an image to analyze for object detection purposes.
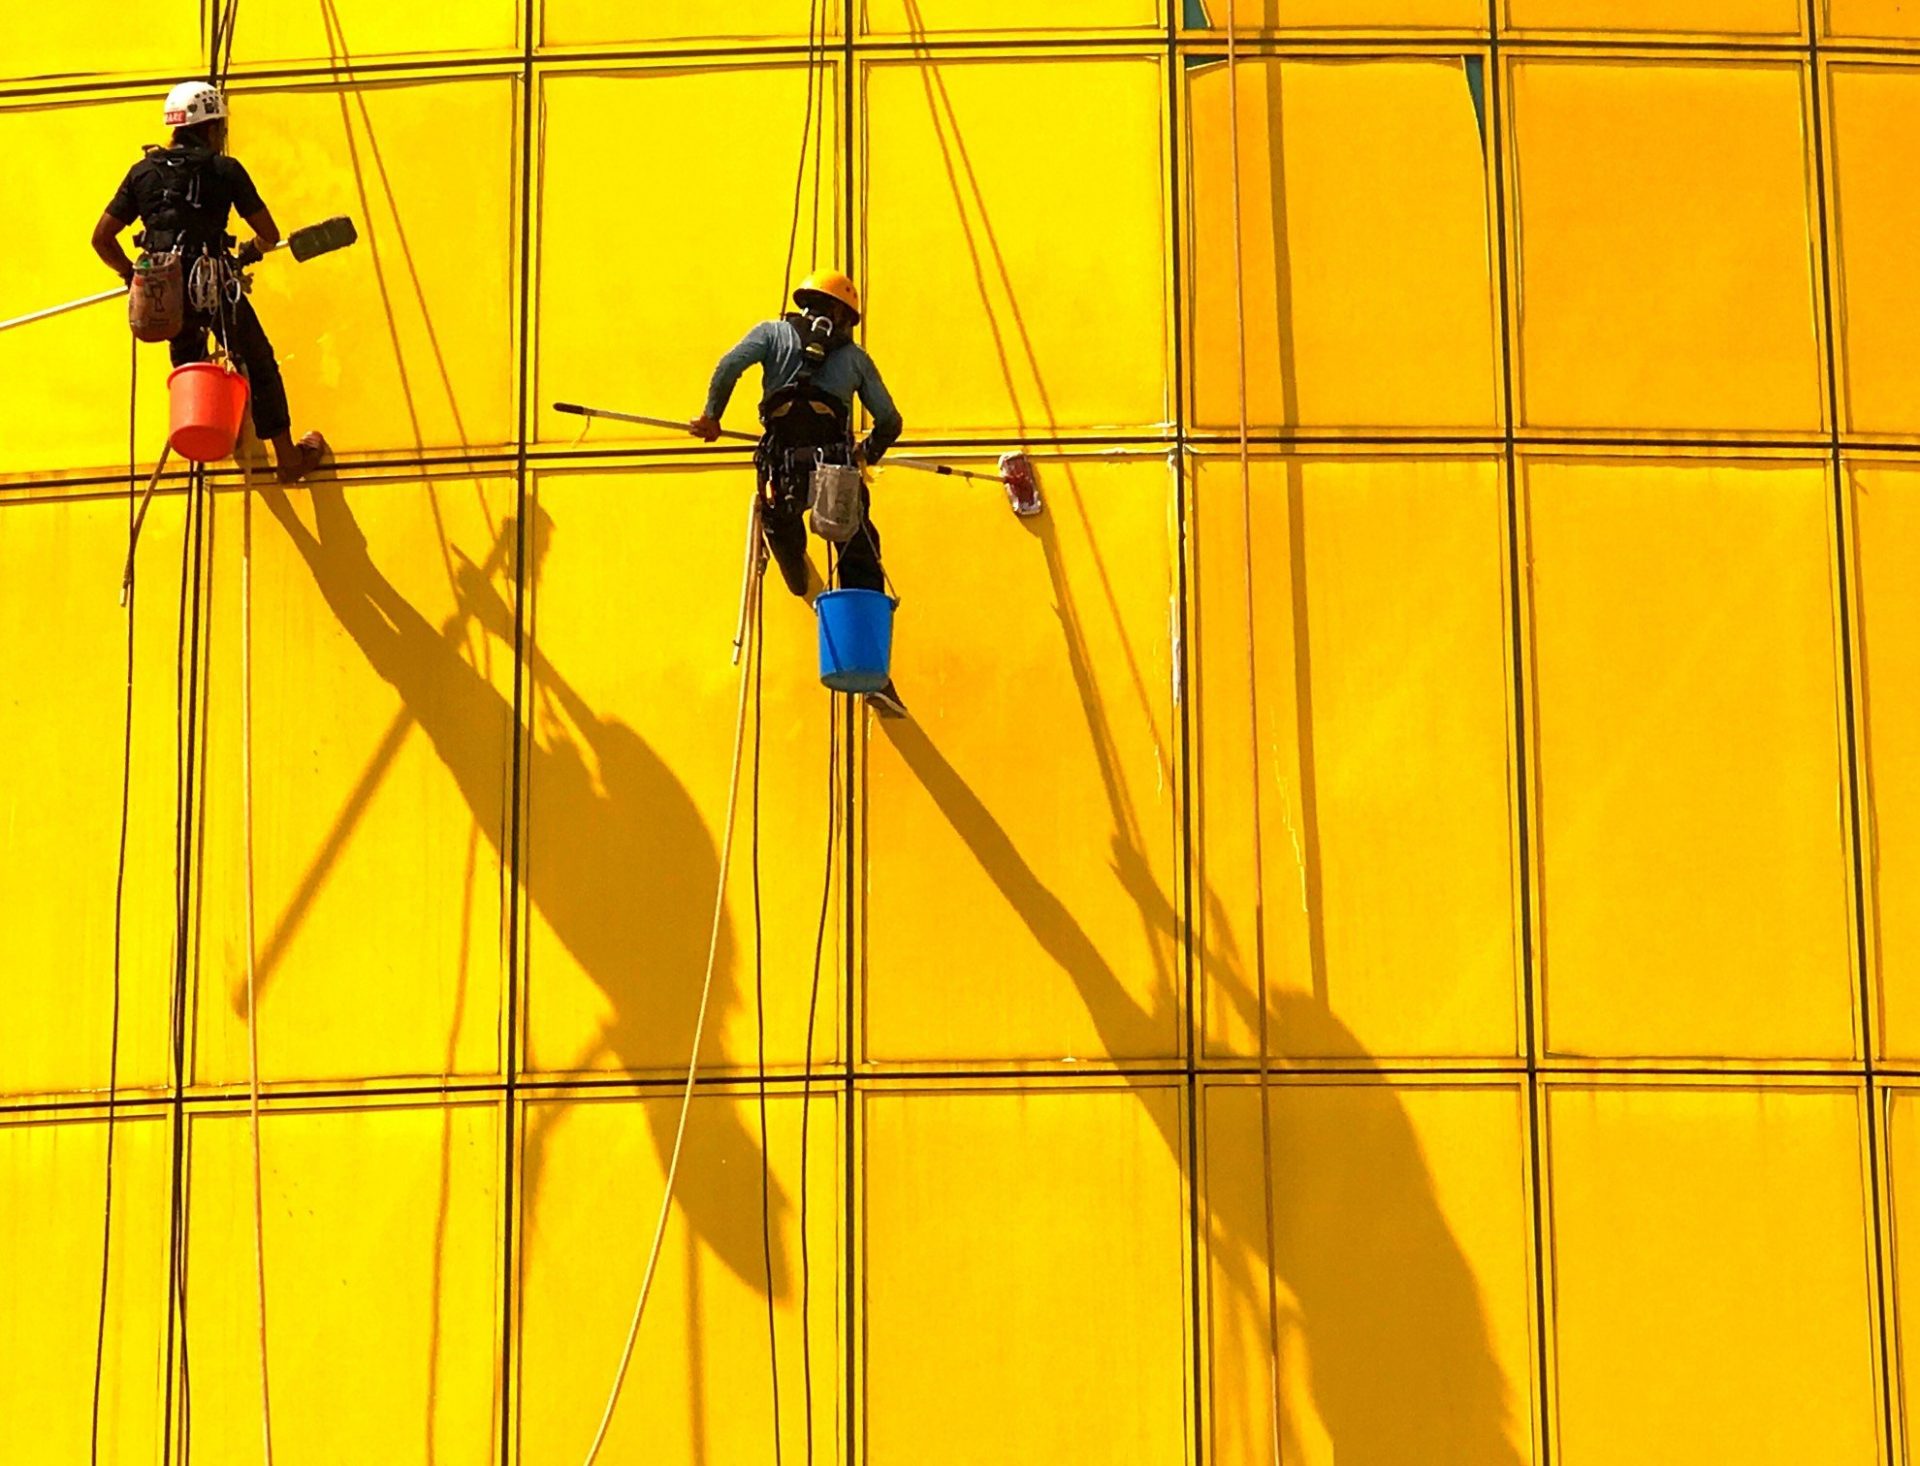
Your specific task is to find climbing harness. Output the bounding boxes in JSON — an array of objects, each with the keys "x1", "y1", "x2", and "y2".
[{"x1": 1223, "y1": 5, "x2": 1285, "y2": 1462}]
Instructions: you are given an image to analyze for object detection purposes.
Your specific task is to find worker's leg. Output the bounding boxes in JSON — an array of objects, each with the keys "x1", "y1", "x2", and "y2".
[
  {"x1": 836, "y1": 492, "x2": 885, "y2": 593},
  {"x1": 218, "y1": 299, "x2": 326, "y2": 482},
  {"x1": 168, "y1": 311, "x2": 212, "y2": 368},
  {"x1": 760, "y1": 489, "x2": 813, "y2": 598}
]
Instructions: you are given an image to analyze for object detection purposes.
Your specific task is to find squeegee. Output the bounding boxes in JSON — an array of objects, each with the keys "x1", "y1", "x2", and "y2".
[
  {"x1": 0, "y1": 215, "x2": 360, "y2": 335},
  {"x1": 551, "y1": 400, "x2": 1044, "y2": 518}
]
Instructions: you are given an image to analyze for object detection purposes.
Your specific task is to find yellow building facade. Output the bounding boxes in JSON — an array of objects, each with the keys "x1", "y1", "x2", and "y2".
[{"x1": 3, "y1": 2, "x2": 1917, "y2": 1462}]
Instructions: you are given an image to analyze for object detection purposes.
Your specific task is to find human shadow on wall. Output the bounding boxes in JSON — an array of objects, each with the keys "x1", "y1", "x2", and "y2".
[
  {"x1": 891, "y1": 14, "x2": 1523, "y2": 1461},
  {"x1": 254, "y1": 482, "x2": 791, "y2": 1303}
]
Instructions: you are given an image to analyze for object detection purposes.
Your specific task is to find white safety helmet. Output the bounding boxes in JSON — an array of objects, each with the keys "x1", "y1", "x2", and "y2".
[{"x1": 163, "y1": 81, "x2": 227, "y2": 129}]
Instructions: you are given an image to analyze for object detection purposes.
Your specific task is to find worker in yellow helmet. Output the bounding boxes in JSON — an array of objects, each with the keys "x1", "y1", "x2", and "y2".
[
  {"x1": 91, "y1": 81, "x2": 327, "y2": 482},
  {"x1": 692, "y1": 269, "x2": 908, "y2": 718}
]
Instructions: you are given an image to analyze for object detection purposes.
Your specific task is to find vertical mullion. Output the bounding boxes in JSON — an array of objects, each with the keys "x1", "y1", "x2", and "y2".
[
  {"x1": 499, "y1": 0, "x2": 538, "y2": 1456},
  {"x1": 842, "y1": 14, "x2": 860, "y2": 1466},
  {"x1": 1484, "y1": 9, "x2": 1553, "y2": 1466},
  {"x1": 1166, "y1": 4, "x2": 1205, "y2": 1464},
  {"x1": 1804, "y1": 7, "x2": 1898, "y2": 1460}
]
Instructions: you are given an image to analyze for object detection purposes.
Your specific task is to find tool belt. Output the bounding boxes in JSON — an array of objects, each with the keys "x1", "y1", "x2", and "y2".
[{"x1": 128, "y1": 239, "x2": 248, "y2": 343}]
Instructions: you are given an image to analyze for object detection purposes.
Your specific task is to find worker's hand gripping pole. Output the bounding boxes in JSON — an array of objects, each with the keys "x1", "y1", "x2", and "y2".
[{"x1": 0, "y1": 216, "x2": 359, "y2": 335}]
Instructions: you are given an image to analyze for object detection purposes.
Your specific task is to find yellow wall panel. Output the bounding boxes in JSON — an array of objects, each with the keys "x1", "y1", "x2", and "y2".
[
  {"x1": 861, "y1": 1085, "x2": 1189, "y2": 1464},
  {"x1": 191, "y1": 479, "x2": 513, "y2": 1088},
  {"x1": 183, "y1": 1100, "x2": 501, "y2": 1463},
  {"x1": 0, "y1": 7, "x2": 200, "y2": 84},
  {"x1": 1196, "y1": 456, "x2": 1520, "y2": 1062},
  {"x1": 0, "y1": 96, "x2": 176, "y2": 477},
  {"x1": 863, "y1": 0, "x2": 1161, "y2": 33},
  {"x1": 1884, "y1": 1089, "x2": 1920, "y2": 1458},
  {"x1": 1181, "y1": 1, "x2": 1488, "y2": 29},
  {"x1": 228, "y1": 0, "x2": 518, "y2": 67},
  {"x1": 516, "y1": 1090, "x2": 840, "y2": 1464},
  {"x1": 1825, "y1": 0, "x2": 1920, "y2": 39},
  {"x1": 0, "y1": 1112, "x2": 171, "y2": 1466},
  {"x1": 1544, "y1": 1083, "x2": 1880, "y2": 1464},
  {"x1": 535, "y1": 65, "x2": 839, "y2": 449},
  {"x1": 0, "y1": 494, "x2": 185, "y2": 1098},
  {"x1": 1527, "y1": 458, "x2": 1855, "y2": 1060},
  {"x1": 523, "y1": 466, "x2": 837, "y2": 1077},
  {"x1": 1186, "y1": 59, "x2": 1499, "y2": 433},
  {"x1": 864, "y1": 456, "x2": 1179, "y2": 1065},
  {"x1": 1829, "y1": 64, "x2": 1920, "y2": 439},
  {"x1": 234, "y1": 76, "x2": 520, "y2": 459},
  {"x1": 542, "y1": 0, "x2": 842, "y2": 47},
  {"x1": 1502, "y1": 0, "x2": 1802, "y2": 35},
  {"x1": 1851, "y1": 463, "x2": 1920, "y2": 1059},
  {"x1": 863, "y1": 56, "x2": 1171, "y2": 437},
  {"x1": 1203, "y1": 1080, "x2": 1535, "y2": 1464},
  {"x1": 1508, "y1": 59, "x2": 1825, "y2": 435}
]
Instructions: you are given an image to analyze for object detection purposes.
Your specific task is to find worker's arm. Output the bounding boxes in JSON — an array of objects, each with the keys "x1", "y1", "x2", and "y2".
[
  {"x1": 692, "y1": 321, "x2": 776, "y2": 440},
  {"x1": 854, "y1": 352, "x2": 904, "y2": 463},
  {"x1": 234, "y1": 205, "x2": 280, "y2": 267},
  {"x1": 91, "y1": 211, "x2": 136, "y2": 285}
]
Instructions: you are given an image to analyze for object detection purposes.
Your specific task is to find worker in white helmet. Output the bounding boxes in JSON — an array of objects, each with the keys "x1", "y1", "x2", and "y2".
[{"x1": 90, "y1": 81, "x2": 327, "y2": 482}]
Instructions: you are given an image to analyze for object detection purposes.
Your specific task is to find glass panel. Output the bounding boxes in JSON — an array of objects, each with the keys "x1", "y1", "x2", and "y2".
[
  {"x1": 1526, "y1": 456, "x2": 1854, "y2": 1060},
  {"x1": 1502, "y1": 0, "x2": 1802, "y2": 35},
  {"x1": 534, "y1": 65, "x2": 840, "y2": 449},
  {"x1": 1829, "y1": 64, "x2": 1920, "y2": 439},
  {"x1": 516, "y1": 1090, "x2": 840, "y2": 1463},
  {"x1": 0, "y1": 1112, "x2": 172, "y2": 1463},
  {"x1": 1508, "y1": 59, "x2": 1824, "y2": 434},
  {"x1": 523, "y1": 466, "x2": 838, "y2": 1077},
  {"x1": 1203, "y1": 1080, "x2": 1536, "y2": 1463},
  {"x1": 1195, "y1": 455, "x2": 1520, "y2": 1062},
  {"x1": 863, "y1": 456, "x2": 1180, "y2": 1066},
  {"x1": 192, "y1": 478, "x2": 514, "y2": 1088},
  {"x1": 235, "y1": 75, "x2": 521, "y2": 459},
  {"x1": 1545, "y1": 1083, "x2": 1880, "y2": 1464},
  {"x1": 1186, "y1": 58, "x2": 1499, "y2": 433},
  {"x1": 182, "y1": 1101, "x2": 503, "y2": 1462},
  {"x1": 861, "y1": 1086, "x2": 1189, "y2": 1464},
  {"x1": 1849, "y1": 462, "x2": 1920, "y2": 1060},
  {"x1": 0, "y1": 494, "x2": 185, "y2": 1098},
  {"x1": 862, "y1": 55, "x2": 1171, "y2": 438}
]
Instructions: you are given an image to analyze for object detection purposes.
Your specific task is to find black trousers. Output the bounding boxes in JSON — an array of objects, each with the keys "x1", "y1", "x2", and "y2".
[
  {"x1": 760, "y1": 453, "x2": 885, "y2": 598},
  {"x1": 170, "y1": 294, "x2": 292, "y2": 443}
]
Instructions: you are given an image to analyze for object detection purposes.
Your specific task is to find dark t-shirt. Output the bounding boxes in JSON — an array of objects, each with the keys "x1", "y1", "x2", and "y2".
[{"x1": 105, "y1": 144, "x2": 265, "y2": 250}]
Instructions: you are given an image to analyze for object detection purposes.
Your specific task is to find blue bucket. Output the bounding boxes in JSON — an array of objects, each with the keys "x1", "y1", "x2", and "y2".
[{"x1": 815, "y1": 589, "x2": 896, "y2": 693}]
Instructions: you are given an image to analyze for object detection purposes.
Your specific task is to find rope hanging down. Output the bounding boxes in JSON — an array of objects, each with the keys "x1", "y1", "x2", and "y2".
[
  {"x1": 239, "y1": 455, "x2": 277, "y2": 1466},
  {"x1": 579, "y1": 558, "x2": 766, "y2": 1466},
  {"x1": 1223, "y1": 6, "x2": 1286, "y2": 1462}
]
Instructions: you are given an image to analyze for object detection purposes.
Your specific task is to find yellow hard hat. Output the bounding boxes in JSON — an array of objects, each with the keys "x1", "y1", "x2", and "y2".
[{"x1": 794, "y1": 269, "x2": 861, "y2": 322}]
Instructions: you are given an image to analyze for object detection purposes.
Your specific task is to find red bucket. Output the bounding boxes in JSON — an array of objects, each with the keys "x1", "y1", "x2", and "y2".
[{"x1": 167, "y1": 363, "x2": 251, "y2": 463}]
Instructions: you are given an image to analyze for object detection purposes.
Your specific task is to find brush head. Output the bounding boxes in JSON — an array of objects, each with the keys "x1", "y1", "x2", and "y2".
[
  {"x1": 288, "y1": 215, "x2": 358, "y2": 262},
  {"x1": 999, "y1": 452, "x2": 1043, "y2": 517}
]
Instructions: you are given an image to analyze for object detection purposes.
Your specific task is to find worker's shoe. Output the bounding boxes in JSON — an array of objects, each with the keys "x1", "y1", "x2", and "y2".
[{"x1": 865, "y1": 680, "x2": 909, "y2": 720}]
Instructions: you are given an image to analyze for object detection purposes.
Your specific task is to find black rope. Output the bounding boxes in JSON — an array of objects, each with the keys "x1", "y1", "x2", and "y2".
[
  {"x1": 90, "y1": 333, "x2": 141, "y2": 1466},
  {"x1": 798, "y1": 691, "x2": 837, "y2": 1466},
  {"x1": 779, "y1": 0, "x2": 831, "y2": 310},
  {"x1": 750, "y1": 575, "x2": 784, "y2": 1465}
]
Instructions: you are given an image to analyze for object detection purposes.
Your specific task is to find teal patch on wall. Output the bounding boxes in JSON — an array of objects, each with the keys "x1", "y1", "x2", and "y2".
[{"x1": 1463, "y1": 55, "x2": 1487, "y2": 149}]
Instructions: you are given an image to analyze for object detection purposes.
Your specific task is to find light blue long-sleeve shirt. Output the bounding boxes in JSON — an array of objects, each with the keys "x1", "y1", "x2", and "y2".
[{"x1": 703, "y1": 319, "x2": 904, "y2": 459}]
